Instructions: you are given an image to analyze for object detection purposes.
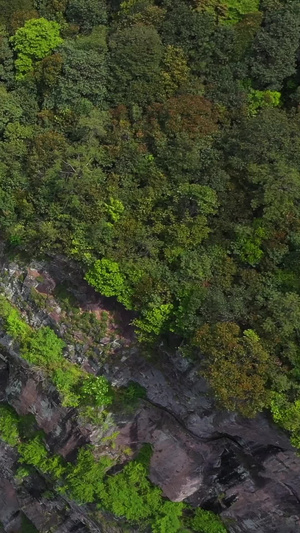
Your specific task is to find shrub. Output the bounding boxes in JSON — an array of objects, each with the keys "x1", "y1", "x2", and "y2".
[
  {"x1": 101, "y1": 460, "x2": 162, "y2": 522},
  {"x1": 62, "y1": 447, "x2": 113, "y2": 503},
  {"x1": 152, "y1": 501, "x2": 184, "y2": 533},
  {"x1": 80, "y1": 374, "x2": 113, "y2": 407},
  {"x1": 18, "y1": 435, "x2": 50, "y2": 472},
  {"x1": 52, "y1": 364, "x2": 82, "y2": 407},
  {"x1": 270, "y1": 392, "x2": 300, "y2": 448},
  {"x1": 23, "y1": 326, "x2": 65, "y2": 367},
  {"x1": 0, "y1": 404, "x2": 20, "y2": 446},
  {"x1": 190, "y1": 508, "x2": 227, "y2": 533},
  {"x1": 0, "y1": 296, "x2": 32, "y2": 342},
  {"x1": 18, "y1": 435, "x2": 65, "y2": 478}
]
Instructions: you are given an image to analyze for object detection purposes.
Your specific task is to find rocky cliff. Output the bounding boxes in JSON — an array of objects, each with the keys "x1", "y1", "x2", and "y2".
[{"x1": 0, "y1": 254, "x2": 300, "y2": 533}]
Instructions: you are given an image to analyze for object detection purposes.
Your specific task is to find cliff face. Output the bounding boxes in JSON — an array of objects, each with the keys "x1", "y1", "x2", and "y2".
[{"x1": 0, "y1": 255, "x2": 300, "y2": 533}]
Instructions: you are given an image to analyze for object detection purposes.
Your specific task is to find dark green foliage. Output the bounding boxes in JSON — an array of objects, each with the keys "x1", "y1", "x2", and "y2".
[
  {"x1": 0, "y1": 0, "x2": 34, "y2": 27},
  {"x1": 20, "y1": 514, "x2": 38, "y2": 533},
  {"x1": 0, "y1": 27, "x2": 15, "y2": 85},
  {"x1": 66, "y1": 0, "x2": 107, "y2": 32},
  {"x1": 44, "y1": 29, "x2": 107, "y2": 110},
  {"x1": 108, "y1": 24, "x2": 163, "y2": 106},
  {"x1": 249, "y1": 1, "x2": 300, "y2": 90},
  {"x1": 159, "y1": 1, "x2": 215, "y2": 70},
  {"x1": 120, "y1": 381, "x2": 147, "y2": 406}
]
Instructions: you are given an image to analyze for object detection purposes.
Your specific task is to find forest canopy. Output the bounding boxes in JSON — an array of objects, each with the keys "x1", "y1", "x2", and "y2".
[{"x1": 1, "y1": 0, "x2": 300, "y2": 445}]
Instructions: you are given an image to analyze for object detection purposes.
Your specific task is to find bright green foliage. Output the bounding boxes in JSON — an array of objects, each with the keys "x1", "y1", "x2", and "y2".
[
  {"x1": 52, "y1": 364, "x2": 82, "y2": 407},
  {"x1": 134, "y1": 303, "x2": 174, "y2": 340},
  {"x1": 190, "y1": 508, "x2": 227, "y2": 533},
  {"x1": 23, "y1": 326, "x2": 65, "y2": 366},
  {"x1": 18, "y1": 435, "x2": 50, "y2": 472},
  {"x1": 152, "y1": 501, "x2": 184, "y2": 533},
  {"x1": 62, "y1": 447, "x2": 113, "y2": 503},
  {"x1": 105, "y1": 197, "x2": 125, "y2": 223},
  {"x1": 0, "y1": 294, "x2": 113, "y2": 412},
  {"x1": 85, "y1": 259, "x2": 125, "y2": 297},
  {"x1": 0, "y1": 405, "x2": 20, "y2": 446},
  {"x1": 101, "y1": 447, "x2": 187, "y2": 531},
  {"x1": 80, "y1": 374, "x2": 113, "y2": 407},
  {"x1": 16, "y1": 466, "x2": 31, "y2": 480},
  {"x1": 0, "y1": 400, "x2": 223, "y2": 532},
  {"x1": 0, "y1": 295, "x2": 16, "y2": 318},
  {"x1": 18, "y1": 435, "x2": 66, "y2": 478},
  {"x1": 10, "y1": 18, "x2": 63, "y2": 79},
  {"x1": 248, "y1": 89, "x2": 281, "y2": 115},
  {"x1": 224, "y1": 0, "x2": 260, "y2": 25},
  {"x1": 234, "y1": 223, "x2": 267, "y2": 266},
  {"x1": 101, "y1": 459, "x2": 162, "y2": 521},
  {"x1": 6, "y1": 307, "x2": 31, "y2": 341},
  {"x1": 85, "y1": 259, "x2": 132, "y2": 309},
  {"x1": 270, "y1": 393, "x2": 300, "y2": 448},
  {"x1": 0, "y1": 298, "x2": 32, "y2": 343}
]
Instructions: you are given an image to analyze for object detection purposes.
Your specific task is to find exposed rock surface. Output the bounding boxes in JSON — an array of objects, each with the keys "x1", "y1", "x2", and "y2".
[{"x1": 0, "y1": 255, "x2": 300, "y2": 532}]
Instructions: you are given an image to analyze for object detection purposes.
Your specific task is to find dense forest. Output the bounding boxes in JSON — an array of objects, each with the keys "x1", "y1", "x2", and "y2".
[{"x1": 1, "y1": 0, "x2": 300, "y2": 505}]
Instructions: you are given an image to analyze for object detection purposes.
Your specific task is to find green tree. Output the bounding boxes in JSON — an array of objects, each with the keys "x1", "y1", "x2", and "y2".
[
  {"x1": 134, "y1": 302, "x2": 174, "y2": 340},
  {"x1": 80, "y1": 374, "x2": 113, "y2": 407},
  {"x1": 0, "y1": 0, "x2": 34, "y2": 27},
  {"x1": 0, "y1": 85, "x2": 22, "y2": 135},
  {"x1": 194, "y1": 323, "x2": 271, "y2": 416},
  {"x1": 247, "y1": 88, "x2": 281, "y2": 116},
  {"x1": 224, "y1": 0, "x2": 260, "y2": 25},
  {"x1": 249, "y1": 1, "x2": 300, "y2": 90},
  {"x1": 66, "y1": 0, "x2": 107, "y2": 32},
  {"x1": 108, "y1": 24, "x2": 163, "y2": 106},
  {"x1": 0, "y1": 26, "x2": 14, "y2": 85},
  {"x1": 43, "y1": 27, "x2": 107, "y2": 110},
  {"x1": 85, "y1": 259, "x2": 133, "y2": 309},
  {"x1": 10, "y1": 17, "x2": 63, "y2": 79}
]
